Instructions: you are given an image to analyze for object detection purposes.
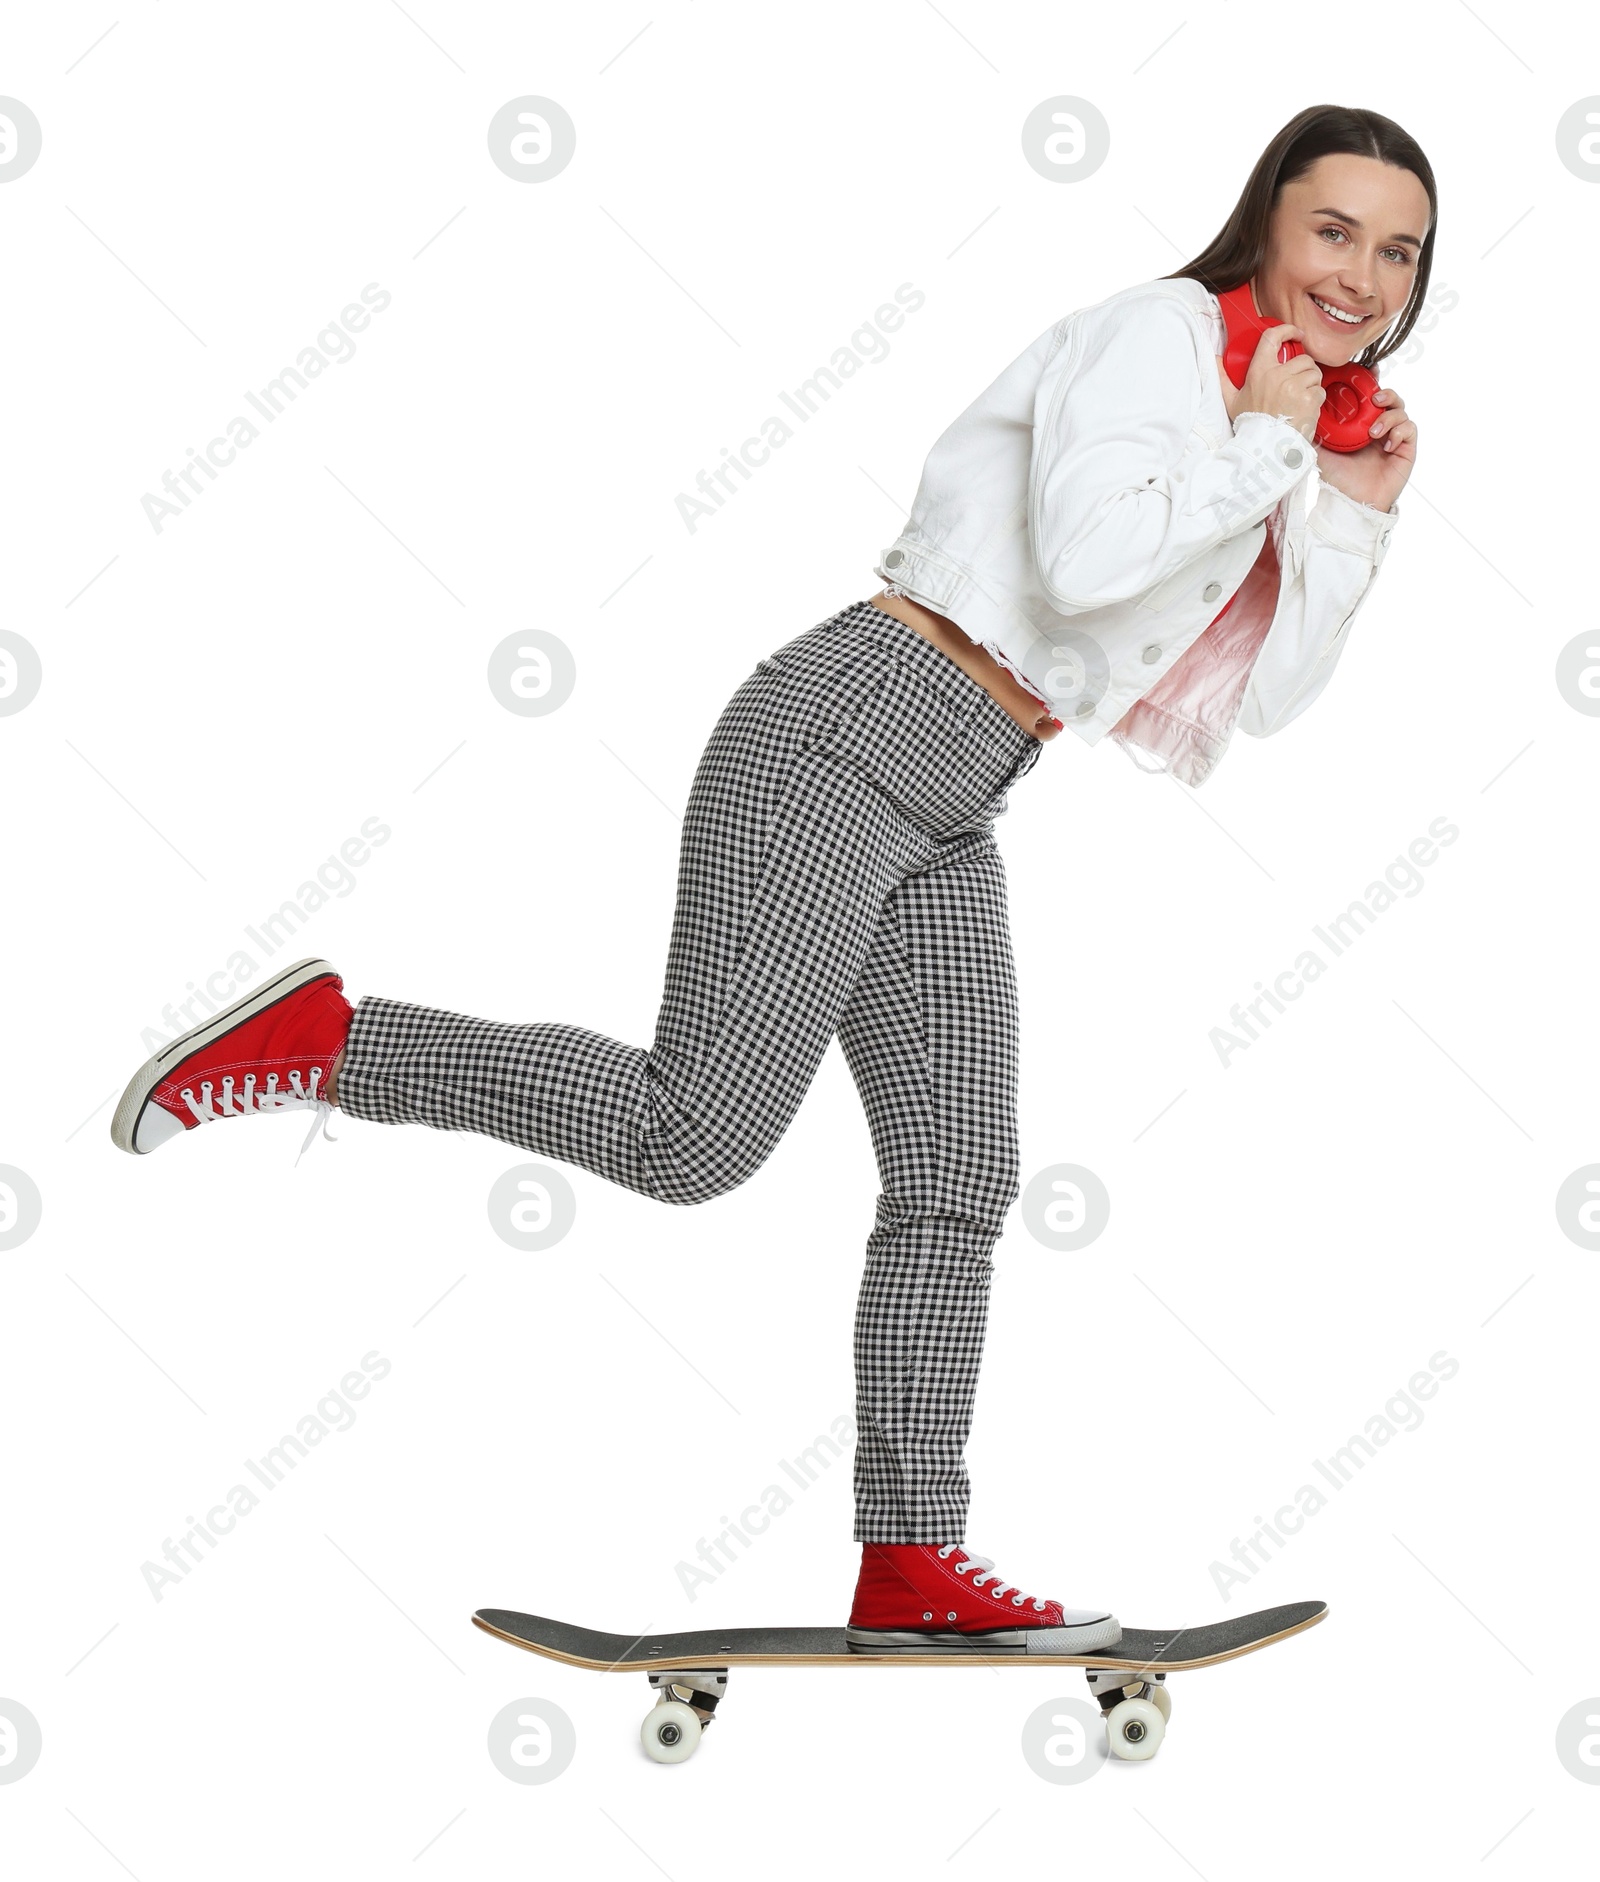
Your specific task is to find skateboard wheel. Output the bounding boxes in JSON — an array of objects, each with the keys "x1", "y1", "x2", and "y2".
[
  {"x1": 1149, "y1": 1685, "x2": 1172, "y2": 1723},
  {"x1": 641, "y1": 1699, "x2": 703, "y2": 1764},
  {"x1": 1105, "y1": 1696, "x2": 1165, "y2": 1760}
]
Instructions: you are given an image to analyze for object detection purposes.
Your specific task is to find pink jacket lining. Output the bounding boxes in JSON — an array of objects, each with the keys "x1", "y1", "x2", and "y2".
[{"x1": 1102, "y1": 526, "x2": 1281, "y2": 786}]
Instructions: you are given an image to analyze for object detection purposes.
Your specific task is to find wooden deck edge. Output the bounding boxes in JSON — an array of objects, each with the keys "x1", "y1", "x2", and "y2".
[{"x1": 470, "y1": 1604, "x2": 1327, "y2": 1674}]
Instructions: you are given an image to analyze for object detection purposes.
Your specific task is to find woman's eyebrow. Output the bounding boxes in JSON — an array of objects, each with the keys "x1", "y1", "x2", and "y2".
[{"x1": 1309, "y1": 205, "x2": 1425, "y2": 248}]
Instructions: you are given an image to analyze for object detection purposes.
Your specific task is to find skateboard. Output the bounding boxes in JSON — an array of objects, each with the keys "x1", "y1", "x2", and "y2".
[{"x1": 472, "y1": 1599, "x2": 1327, "y2": 1764}]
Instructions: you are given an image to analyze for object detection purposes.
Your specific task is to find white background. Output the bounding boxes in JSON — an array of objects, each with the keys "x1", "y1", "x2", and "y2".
[{"x1": 2, "y1": 1, "x2": 1595, "y2": 1873}]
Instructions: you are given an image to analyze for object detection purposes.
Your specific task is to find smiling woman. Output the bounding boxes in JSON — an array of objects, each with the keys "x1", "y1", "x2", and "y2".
[
  {"x1": 109, "y1": 102, "x2": 1437, "y2": 1667},
  {"x1": 1171, "y1": 119, "x2": 1433, "y2": 466}
]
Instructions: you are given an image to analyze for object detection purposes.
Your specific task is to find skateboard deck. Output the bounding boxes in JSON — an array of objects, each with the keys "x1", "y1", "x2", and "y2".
[{"x1": 472, "y1": 1599, "x2": 1327, "y2": 1763}]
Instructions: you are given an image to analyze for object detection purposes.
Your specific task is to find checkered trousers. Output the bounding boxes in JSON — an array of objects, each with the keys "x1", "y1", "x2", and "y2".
[{"x1": 339, "y1": 598, "x2": 1044, "y2": 1542}]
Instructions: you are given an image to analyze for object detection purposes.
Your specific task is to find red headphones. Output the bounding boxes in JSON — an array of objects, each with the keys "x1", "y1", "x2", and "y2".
[{"x1": 1217, "y1": 279, "x2": 1382, "y2": 454}]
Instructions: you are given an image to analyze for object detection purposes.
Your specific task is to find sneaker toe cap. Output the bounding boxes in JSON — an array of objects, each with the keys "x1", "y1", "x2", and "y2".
[
  {"x1": 1026, "y1": 1612, "x2": 1122, "y2": 1654},
  {"x1": 135, "y1": 1100, "x2": 186, "y2": 1153}
]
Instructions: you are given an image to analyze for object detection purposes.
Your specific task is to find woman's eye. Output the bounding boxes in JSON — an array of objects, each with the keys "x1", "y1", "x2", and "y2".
[{"x1": 1321, "y1": 225, "x2": 1412, "y2": 266}]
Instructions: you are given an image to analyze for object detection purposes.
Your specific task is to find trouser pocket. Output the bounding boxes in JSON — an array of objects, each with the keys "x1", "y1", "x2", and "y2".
[{"x1": 803, "y1": 656, "x2": 1025, "y2": 838}]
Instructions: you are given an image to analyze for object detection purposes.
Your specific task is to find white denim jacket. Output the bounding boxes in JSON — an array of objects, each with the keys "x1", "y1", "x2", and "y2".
[{"x1": 874, "y1": 274, "x2": 1399, "y2": 786}]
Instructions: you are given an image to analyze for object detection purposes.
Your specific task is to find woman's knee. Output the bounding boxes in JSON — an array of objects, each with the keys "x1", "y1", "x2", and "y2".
[{"x1": 638, "y1": 1133, "x2": 771, "y2": 1206}]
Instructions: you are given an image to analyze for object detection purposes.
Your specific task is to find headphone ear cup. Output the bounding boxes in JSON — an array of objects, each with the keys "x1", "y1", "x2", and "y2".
[{"x1": 1313, "y1": 363, "x2": 1383, "y2": 452}]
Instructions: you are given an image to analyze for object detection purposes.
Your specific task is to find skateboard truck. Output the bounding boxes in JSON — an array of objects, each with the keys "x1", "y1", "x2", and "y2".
[
  {"x1": 643, "y1": 1669, "x2": 728, "y2": 1764},
  {"x1": 1085, "y1": 1666, "x2": 1171, "y2": 1761}
]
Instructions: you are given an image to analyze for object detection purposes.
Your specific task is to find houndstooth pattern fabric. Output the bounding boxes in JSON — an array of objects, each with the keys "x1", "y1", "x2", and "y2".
[{"x1": 339, "y1": 598, "x2": 1043, "y2": 1541}]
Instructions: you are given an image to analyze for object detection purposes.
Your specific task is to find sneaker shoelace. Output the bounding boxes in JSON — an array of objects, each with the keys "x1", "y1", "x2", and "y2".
[
  {"x1": 937, "y1": 1544, "x2": 1049, "y2": 1612},
  {"x1": 178, "y1": 1068, "x2": 339, "y2": 1163}
]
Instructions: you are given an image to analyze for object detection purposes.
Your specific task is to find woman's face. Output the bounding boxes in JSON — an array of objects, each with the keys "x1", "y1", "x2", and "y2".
[{"x1": 1256, "y1": 152, "x2": 1431, "y2": 363}]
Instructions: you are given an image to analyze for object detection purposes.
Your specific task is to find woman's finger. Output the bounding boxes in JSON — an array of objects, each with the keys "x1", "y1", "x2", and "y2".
[{"x1": 1368, "y1": 392, "x2": 1408, "y2": 439}]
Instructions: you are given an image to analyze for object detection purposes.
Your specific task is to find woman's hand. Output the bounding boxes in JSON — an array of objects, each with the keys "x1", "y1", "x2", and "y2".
[
  {"x1": 1315, "y1": 382, "x2": 1415, "y2": 512},
  {"x1": 1225, "y1": 324, "x2": 1327, "y2": 440}
]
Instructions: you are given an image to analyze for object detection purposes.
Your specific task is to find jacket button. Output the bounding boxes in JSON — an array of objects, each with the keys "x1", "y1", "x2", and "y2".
[
  {"x1": 1074, "y1": 700, "x2": 1095, "y2": 719},
  {"x1": 1141, "y1": 644, "x2": 1161, "y2": 663},
  {"x1": 1202, "y1": 581, "x2": 1221, "y2": 601},
  {"x1": 1281, "y1": 445, "x2": 1304, "y2": 468},
  {"x1": 885, "y1": 549, "x2": 905, "y2": 569}
]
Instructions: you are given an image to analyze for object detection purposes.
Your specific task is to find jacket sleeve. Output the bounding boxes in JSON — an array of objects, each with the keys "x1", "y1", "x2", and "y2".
[
  {"x1": 1029, "y1": 293, "x2": 1315, "y2": 613},
  {"x1": 1236, "y1": 480, "x2": 1398, "y2": 738}
]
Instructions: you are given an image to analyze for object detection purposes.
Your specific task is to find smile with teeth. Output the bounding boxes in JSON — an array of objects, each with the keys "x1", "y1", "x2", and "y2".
[{"x1": 1308, "y1": 292, "x2": 1370, "y2": 326}]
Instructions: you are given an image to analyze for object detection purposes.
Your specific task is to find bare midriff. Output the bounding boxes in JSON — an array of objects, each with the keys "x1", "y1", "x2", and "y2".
[{"x1": 865, "y1": 591, "x2": 1062, "y2": 743}]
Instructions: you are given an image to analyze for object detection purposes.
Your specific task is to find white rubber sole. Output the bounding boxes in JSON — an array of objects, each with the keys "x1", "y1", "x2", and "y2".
[
  {"x1": 110, "y1": 957, "x2": 338, "y2": 1155},
  {"x1": 845, "y1": 1613, "x2": 1123, "y2": 1656}
]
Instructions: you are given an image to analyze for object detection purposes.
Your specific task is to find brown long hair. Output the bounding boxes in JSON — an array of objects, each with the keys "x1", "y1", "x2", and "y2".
[{"x1": 1161, "y1": 105, "x2": 1437, "y2": 371}]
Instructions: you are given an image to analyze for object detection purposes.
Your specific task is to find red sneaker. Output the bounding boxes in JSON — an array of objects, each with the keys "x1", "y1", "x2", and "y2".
[
  {"x1": 847, "y1": 1543, "x2": 1121, "y2": 1654},
  {"x1": 111, "y1": 958, "x2": 352, "y2": 1157}
]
